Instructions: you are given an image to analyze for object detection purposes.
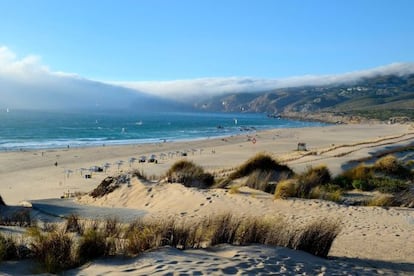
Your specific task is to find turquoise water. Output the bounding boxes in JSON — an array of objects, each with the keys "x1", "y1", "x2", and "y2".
[{"x1": 0, "y1": 110, "x2": 325, "y2": 150}]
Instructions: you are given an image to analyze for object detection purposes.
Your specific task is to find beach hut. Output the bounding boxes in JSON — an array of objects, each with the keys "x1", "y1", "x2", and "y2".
[{"x1": 297, "y1": 142, "x2": 307, "y2": 151}]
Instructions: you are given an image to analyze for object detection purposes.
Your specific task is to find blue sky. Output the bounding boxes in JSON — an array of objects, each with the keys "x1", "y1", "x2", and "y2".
[{"x1": 0, "y1": 0, "x2": 413, "y2": 81}]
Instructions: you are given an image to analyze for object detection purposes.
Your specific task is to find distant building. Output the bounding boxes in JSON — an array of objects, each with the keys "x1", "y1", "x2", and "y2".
[{"x1": 297, "y1": 142, "x2": 307, "y2": 151}]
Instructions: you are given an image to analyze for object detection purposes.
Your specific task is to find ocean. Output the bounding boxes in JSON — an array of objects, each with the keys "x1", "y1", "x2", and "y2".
[{"x1": 0, "y1": 110, "x2": 325, "y2": 151}]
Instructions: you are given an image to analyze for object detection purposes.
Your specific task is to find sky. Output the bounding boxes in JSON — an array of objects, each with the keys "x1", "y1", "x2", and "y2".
[{"x1": 1, "y1": 0, "x2": 413, "y2": 83}]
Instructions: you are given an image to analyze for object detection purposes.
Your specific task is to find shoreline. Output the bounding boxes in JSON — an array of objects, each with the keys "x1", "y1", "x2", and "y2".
[
  {"x1": 0, "y1": 122, "x2": 328, "y2": 153},
  {"x1": 0, "y1": 122, "x2": 413, "y2": 205}
]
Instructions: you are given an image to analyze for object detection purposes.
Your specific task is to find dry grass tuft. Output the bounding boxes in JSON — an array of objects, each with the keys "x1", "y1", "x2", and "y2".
[
  {"x1": 310, "y1": 185, "x2": 343, "y2": 202},
  {"x1": 229, "y1": 153, "x2": 293, "y2": 181},
  {"x1": 291, "y1": 220, "x2": 341, "y2": 258},
  {"x1": 11, "y1": 212, "x2": 341, "y2": 272},
  {"x1": 274, "y1": 179, "x2": 298, "y2": 199},
  {"x1": 366, "y1": 194, "x2": 395, "y2": 207},
  {"x1": 166, "y1": 160, "x2": 214, "y2": 188},
  {"x1": 77, "y1": 228, "x2": 112, "y2": 263},
  {"x1": 65, "y1": 214, "x2": 84, "y2": 234},
  {"x1": 343, "y1": 164, "x2": 372, "y2": 181},
  {"x1": 296, "y1": 165, "x2": 332, "y2": 197},
  {"x1": 229, "y1": 185, "x2": 241, "y2": 194},
  {"x1": 28, "y1": 227, "x2": 75, "y2": 274},
  {"x1": 0, "y1": 233, "x2": 18, "y2": 261}
]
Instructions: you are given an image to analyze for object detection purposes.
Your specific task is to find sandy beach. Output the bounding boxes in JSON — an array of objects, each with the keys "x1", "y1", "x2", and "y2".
[
  {"x1": 0, "y1": 123, "x2": 413, "y2": 205},
  {"x1": 0, "y1": 123, "x2": 413, "y2": 275}
]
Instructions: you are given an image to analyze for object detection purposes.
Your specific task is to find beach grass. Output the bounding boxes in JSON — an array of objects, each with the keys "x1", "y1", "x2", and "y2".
[
  {"x1": 4, "y1": 212, "x2": 342, "y2": 273},
  {"x1": 166, "y1": 160, "x2": 214, "y2": 188}
]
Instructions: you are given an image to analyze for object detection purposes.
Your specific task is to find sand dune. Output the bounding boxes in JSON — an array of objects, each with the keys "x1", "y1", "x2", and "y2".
[
  {"x1": 78, "y1": 178, "x2": 414, "y2": 267},
  {"x1": 67, "y1": 244, "x2": 412, "y2": 275},
  {"x1": 0, "y1": 123, "x2": 413, "y2": 274}
]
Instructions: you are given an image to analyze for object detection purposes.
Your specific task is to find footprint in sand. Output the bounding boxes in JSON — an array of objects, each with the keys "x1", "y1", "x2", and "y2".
[{"x1": 221, "y1": 267, "x2": 238, "y2": 274}]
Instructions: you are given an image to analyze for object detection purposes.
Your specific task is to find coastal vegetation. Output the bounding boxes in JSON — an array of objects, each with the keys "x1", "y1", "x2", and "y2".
[
  {"x1": 217, "y1": 153, "x2": 293, "y2": 192},
  {"x1": 166, "y1": 160, "x2": 214, "y2": 188},
  {"x1": 85, "y1": 143, "x2": 413, "y2": 208},
  {"x1": 0, "y1": 214, "x2": 341, "y2": 273},
  {"x1": 0, "y1": 151, "x2": 412, "y2": 272},
  {"x1": 213, "y1": 153, "x2": 413, "y2": 207}
]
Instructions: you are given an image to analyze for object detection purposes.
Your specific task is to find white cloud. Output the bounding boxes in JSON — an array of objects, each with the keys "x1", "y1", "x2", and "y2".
[
  {"x1": 0, "y1": 46, "x2": 157, "y2": 111},
  {"x1": 0, "y1": 46, "x2": 50, "y2": 78},
  {"x1": 116, "y1": 62, "x2": 414, "y2": 101},
  {"x1": 1, "y1": 45, "x2": 413, "y2": 109}
]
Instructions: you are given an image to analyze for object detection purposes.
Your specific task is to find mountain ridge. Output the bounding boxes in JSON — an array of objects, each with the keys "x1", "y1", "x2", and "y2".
[{"x1": 193, "y1": 73, "x2": 414, "y2": 122}]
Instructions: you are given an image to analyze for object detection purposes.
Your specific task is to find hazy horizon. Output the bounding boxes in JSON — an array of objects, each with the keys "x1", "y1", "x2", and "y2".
[{"x1": 1, "y1": 1, "x2": 413, "y2": 109}]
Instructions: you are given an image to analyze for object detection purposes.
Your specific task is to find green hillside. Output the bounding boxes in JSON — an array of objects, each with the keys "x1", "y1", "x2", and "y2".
[{"x1": 195, "y1": 74, "x2": 414, "y2": 122}]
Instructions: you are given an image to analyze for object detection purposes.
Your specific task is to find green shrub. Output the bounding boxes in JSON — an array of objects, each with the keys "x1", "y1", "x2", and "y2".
[
  {"x1": 333, "y1": 175, "x2": 353, "y2": 190},
  {"x1": 352, "y1": 179, "x2": 370, "y2": 190},
  {"x1": 368, "y1": 178, "x2": 409, "y2": 193}
]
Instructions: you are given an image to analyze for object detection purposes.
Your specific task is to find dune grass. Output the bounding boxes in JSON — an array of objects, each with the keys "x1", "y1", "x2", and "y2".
[
  {"x1": 0, "y1": 233, "x2": 18, "y2": 261},
  {"x1": 27, "y1": 227, "x2": 75, "y2": 274},
  {"x1": 217, "y1": 153, "x2": 293, "y2": 192},
  {"x1": 166, "y1": 160, "x2": 215, "y2": 188},
  {"x1": 13, "y1": 212, "x2": 341, "y2": 273},
  {"x1": 274, "y1": 179, "x2": 297, "y2": 199},
  {"x1": 296, "y1": 165, "x2": 332, "y2": 197},
  {"x1": 229, "y1": 153, "x2": 293, "y2": 181}
]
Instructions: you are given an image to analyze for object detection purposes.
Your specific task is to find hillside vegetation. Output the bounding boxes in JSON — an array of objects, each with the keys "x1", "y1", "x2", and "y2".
[{"x1": 195, "y1": 74, "x2": 414, "y2": 122}]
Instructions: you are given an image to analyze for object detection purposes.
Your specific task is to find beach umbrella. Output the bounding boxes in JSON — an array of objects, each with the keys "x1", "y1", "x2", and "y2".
[
  {"x1": 103, "y1": 163, "x2": 111, "y2": 173},
  {"x1": 129, "y1": 157, "x2": 137, "y2": 167},
  {"x1": 79, "y1": 168, "x2": 88, "y2": 176},
  {"x1": 115, "y1": 160, "x2": 124, "y2": 170},
  {"x1": 64, "y1": 169, "x2": 73, "y2": 178}
]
